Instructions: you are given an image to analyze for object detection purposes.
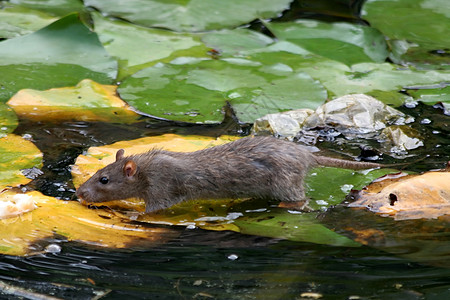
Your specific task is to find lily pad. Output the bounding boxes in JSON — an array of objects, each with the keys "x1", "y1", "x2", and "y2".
[
  {"x1": 232, "y1": 209, "x2": 361, "y2": 247},
  {"x1": 0, "y1": 103, "x2": 18, "y2": 138},
  {"x1": 0, "y1": 3, "x2": 57, "y2": 38},
  {"x1": 9, "y1": 0, "x2": 85, "y2": 16},
  {"x1": 300, "y1": 60, "x2": 450, "y2": 99},
  {"x1": 348, "y1": 168, "x2": 450, "y2": 220},
  {"x1": 0, "y1": 189, "x2": 177, "y2": 256},
  {"x1": 84, "y1": 0, "x2": 293, "y2": 32},
  {"x1": 92, "y1": 13, "x2": 207, "y2": 80},
  {"x1": 362, "y1": 0, "x2": 450, "y2": 50},
  {"x1": 265, "y1": 20, "x2": 389, "y2": 65},
  {"x1": 7, "y1": 79, "x2": 141, "y2": 123},
  {"x1": 407, "y1": 84, "x2": 450, "y2": 113},
  {"x1": 201, "y1": 28, "x2": 274, "y2": 57},
  {"x1": 118, "y1": 59, "x2": 327, "y2": 124},
  {"x1": 0, "y1": 13, "x2": 117, "y2": 102},
  {"x1": 0, "y1": 134, "x2": 43, "y2": 189}
]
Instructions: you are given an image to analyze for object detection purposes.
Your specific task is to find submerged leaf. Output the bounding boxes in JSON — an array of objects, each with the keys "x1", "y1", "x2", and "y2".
[
  {"x1": 0, "y1": 134, "x2": 43, "y2": 189},
  {"x1": 0, "y1": 13, "x2": 117, "y2": 102},
  {"x1": 7, "y1": 79, "x2": 141, "y2": 123},
  {"x1": 232, "y1": 209, "x2": 361, "y2": 247}
]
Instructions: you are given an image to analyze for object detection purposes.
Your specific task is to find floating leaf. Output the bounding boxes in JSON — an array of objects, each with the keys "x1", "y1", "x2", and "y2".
[
  {"x1": 118, "y1": 59, "x2": 327, "y2": 124},
  {"x1": 0, "y1": 13, "x2": 117, "y2": 102},
  {"x1": 0, "y1": 189, "x2": 177, "y2": 256},
  {"x1": 0, "y1": 103, "x2": 18, "y2": 138},
  {"x1": 300, "y1": 60, "x2": 450, "y2": 100},
  {"x1": 85, "y1": 0, "x2": 293, "y2": 32},
  {"x1": 266, "y1": 20, "x2": 388, "y2": 65},
  {"x1": 92, "y1": 13, "x2": 207, "y2": 80},
  {"x1": 9, "y1": 0, "x2": 85, "y2": 16},
  {"x1": 362, "y1": 0, "x2": 450, "y2": 50},
  {"x1": 0, "y1": 3, "x2": 57, "y2": 38},
  {"x1": 7, "y1": 79, "x2": 141, "y2": 123},
  {"x1": 0, "y1": 134, "x2": 43, "y2": 189},
  {"x1": 348, "y1": 169, "x2": 450, "y2": 220},
  {"x1": 407, "y1": 84, "x2": 450, "y2": 112},
  {"x1": 201, "y1": 28, "x2": 274, "y2": 56},
  {"x1": 306, "y1": 167, "x2": 400, "y2": 210}
]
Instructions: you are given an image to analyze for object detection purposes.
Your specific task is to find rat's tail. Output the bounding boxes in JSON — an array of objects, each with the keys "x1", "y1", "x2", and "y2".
[{"x1": 314, "y1": 155, "x2": 382, "y2": 170}]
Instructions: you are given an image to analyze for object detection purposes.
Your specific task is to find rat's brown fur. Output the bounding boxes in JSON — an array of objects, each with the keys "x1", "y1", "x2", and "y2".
[{"x1": 76, "y1": 136, "x2": 382, "y2": 213}]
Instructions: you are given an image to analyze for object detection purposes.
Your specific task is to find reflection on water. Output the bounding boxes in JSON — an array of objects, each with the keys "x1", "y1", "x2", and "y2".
[{"x1": 1, "y1": 229, "x2": 450, "y2": 299}]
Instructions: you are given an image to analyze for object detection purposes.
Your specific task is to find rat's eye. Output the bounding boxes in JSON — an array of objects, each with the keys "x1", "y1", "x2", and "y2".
[{"x1": 99, "y1": 176, "x2": 109, "y2": 184}]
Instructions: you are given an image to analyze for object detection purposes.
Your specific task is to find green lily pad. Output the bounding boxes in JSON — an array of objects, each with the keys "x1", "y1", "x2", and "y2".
[
  {"x1": 265, "y1": 20, "x2": 388, "y2": 65},
  {"x1": 407, "y1": 85, "x2": 450, "y2": 104},
  {"x1": 306, "y1": 167, "x2": 402, "y2": 210},
  {"x1": 92, "y1": 13, "x2": 207, "y2": 80},
  {"x1": 0, "y1": 3, "x2": 57, "y2": 38},
  {"x1": 0, "y1": 13, "x2": 117, "y2": 102},
  {"x1": 0, "y1": 134, "x2": 43, "y2": 189},
  {"x1": 201, "y1": 28, "x2": 274, "y2": 57},
  {"x1": 388, "y1": 40, "x2": 450, "y2": 70},
  {"x1": 9, "y1": 0, "x2": 85, "y2": 16},
  {"x1": 300, "y1": 60, "x2": 450, "y2": 100},
  {"x1": 232, "y1": 210, "x2": 361, "y2": 247},
  {"x1": 118, "y1": 59, "x2": 327, "y2": 124},
  {"x1": 0, "y1": 103, "x2": 18, "y2": 139},
  {"x1": 362, "y1": 0, "x2": 450, "y2": 50},
  {"x1": 84, "y1": 0, "x2": 293, "y2": 32}
]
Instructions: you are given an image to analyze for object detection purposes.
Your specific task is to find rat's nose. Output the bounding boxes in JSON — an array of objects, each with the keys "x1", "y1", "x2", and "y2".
[{"x1": 76, "y1": 188, "x2": 87, "y2": 201}]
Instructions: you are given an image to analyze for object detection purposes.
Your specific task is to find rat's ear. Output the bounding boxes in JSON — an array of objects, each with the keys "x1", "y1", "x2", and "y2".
[
  {"x1": 123, "y1": 160, "x2": 137, "y2": 178},
  {"x1": 116, "y1": 149, "x2": 125, "y2": 161}
]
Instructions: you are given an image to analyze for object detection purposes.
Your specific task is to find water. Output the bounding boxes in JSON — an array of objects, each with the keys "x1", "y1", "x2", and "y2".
[
  {"x1": 1, "y1": 103, "x2": 449, "y2": 299},
  {"x1": 1, "y1": 231, "x2": 450, "y2": 299}
]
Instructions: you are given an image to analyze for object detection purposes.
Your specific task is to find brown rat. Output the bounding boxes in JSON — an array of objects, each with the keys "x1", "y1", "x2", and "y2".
[{"x1": 76, "y1": 136, "x2": 383, "y2": 213}]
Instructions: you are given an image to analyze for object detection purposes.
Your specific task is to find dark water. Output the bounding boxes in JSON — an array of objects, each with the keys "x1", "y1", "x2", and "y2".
[
  {"x1": 1, "y1": 103, "x2": 449, "y2": 299},
  {"x1": 2, "y1": 230, "x2": 450, "y2": 300}
]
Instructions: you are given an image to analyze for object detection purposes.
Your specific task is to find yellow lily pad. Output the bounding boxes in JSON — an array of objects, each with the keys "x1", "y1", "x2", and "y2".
[
  {"x1": 0, "y1": 189, "x2": 177, "y2": 256},
  {"x1": 0, "y1": 134, "x2": 43, "y2": 189},
  {"x1": 7, "y1": 79, "x2": 141, "y2": 123},
  {"x1": 348, "y1": 167, "x2": 450, "y2": 220},
  {"x1": 72, "y1": 134, "x2": 244, "y2": 229}
]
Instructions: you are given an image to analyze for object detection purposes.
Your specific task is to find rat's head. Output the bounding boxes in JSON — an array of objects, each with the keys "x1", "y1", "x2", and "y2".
[{"x1": 76, "y1": 149, "x2": 141, "y2": 204}]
